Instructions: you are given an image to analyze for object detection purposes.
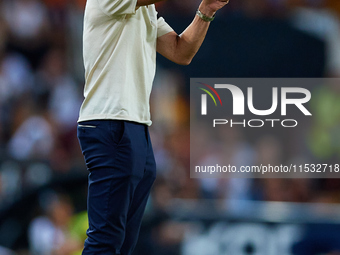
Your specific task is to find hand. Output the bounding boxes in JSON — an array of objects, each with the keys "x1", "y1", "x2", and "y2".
[{"x1": 199, "y1": 0, "x2": 230, "y2": 17}]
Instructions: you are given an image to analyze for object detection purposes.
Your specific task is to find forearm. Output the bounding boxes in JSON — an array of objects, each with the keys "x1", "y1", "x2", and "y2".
[
  {"x1": 176, "y1": 5, "x2": 215, "y2": 64},
  {"x1": 137, "y1": 0, "x2": 164, "y2": 7},
  {"x1": 156, "y1": 0, "x2": 229, "y2": 65}
]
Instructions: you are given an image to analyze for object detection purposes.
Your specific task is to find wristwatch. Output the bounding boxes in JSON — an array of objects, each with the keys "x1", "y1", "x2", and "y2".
[{"x1": 196, "y1": 9, "x2": 215, "y2": 22}]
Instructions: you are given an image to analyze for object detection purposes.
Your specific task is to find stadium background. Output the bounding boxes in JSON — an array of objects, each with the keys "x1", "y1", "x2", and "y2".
[{"x1": 0, "y1": 0, "x2": 340, "y2": 254}]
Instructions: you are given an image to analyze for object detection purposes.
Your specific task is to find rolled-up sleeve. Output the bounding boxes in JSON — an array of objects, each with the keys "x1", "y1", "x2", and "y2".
[
  {"x1": 157, "y1": 17, "x2": 174, "y2": 38},
  {"x1": 97, "y1": 0, "x2": 138, "y2": 16}
]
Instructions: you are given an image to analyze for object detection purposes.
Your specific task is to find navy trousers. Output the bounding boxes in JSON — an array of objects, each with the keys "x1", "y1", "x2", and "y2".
[{"x1": 77, "y1": 120, "x2": 156, "y2": 255}]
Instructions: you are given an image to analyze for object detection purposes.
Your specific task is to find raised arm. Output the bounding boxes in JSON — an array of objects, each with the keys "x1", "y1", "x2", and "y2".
[{"x1": 157, "y1": 0, "x2": 229, "y2": 65}]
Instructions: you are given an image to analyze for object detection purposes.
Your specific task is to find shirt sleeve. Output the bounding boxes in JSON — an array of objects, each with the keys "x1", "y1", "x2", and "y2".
[
  {"x1": 97, "y1": 0, "x2": 138, "y2": 16},
  {"x1": 157, "y1": 17, "x2": 174, "y2": 38}
]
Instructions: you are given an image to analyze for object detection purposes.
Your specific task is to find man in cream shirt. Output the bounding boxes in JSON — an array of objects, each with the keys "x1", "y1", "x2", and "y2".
[{"x1": 77, "y1": 0, "x2": 229, "y2": 254}]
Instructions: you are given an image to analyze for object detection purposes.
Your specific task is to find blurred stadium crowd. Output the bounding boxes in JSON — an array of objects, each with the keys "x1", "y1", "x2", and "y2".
[{"x1": 0, "y1": 0, "x2": 340, "y2": 254}]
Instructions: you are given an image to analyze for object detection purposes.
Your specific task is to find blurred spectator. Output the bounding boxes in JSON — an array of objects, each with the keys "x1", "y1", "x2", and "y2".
[
  {"x1": 7, "y1": 97, "x2": 53, "y2": 161},
  {"x1": 35, "y1": 48, "x2": 81, "y2": 131},
  {"x1": 0, "y1": 53, "x2": 34, "y2": 107},
  {"x1": 254, "y1": 135, "x2": 314, "y2": 203},
  {"x1": 165, "y1": 127, "x2": 201, "y2": 200},
  {"x1": 24, "y1": 163, "x2": 53, "y2": 189},
  {"x1": 2, "y1": 0, "x2": 50, "y2": 69},
  {"x1": 197, "y1": 125, "x2": 255, "y2": 202},
  {"x1": 28, "y1": 192, "x2": 82, "y2": 255},
  {"x1": 255, "y1": 135, "x2": 293, "y2": 201},
  {"x1": 0, "y1": 51, "x2": 34, "y2": 153},
  {"x1": 34, "y1": 47, "x2": 82, "y2": 172}
]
